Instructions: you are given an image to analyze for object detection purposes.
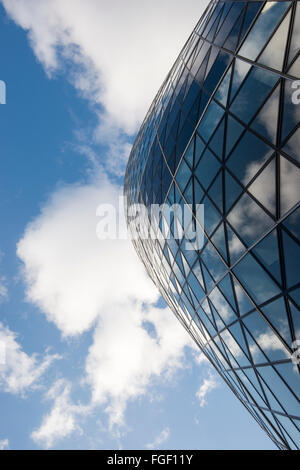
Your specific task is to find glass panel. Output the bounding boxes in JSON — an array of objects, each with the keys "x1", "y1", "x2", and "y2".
[
  {"x1": 226, "y1": 115, "x2": 245, "y2": 156},
  {"x1": 187, "y1": 270, "x2": 205, "y2": 304},
  {"x1": 220, "y1": 329, "x2": 250, "y2": 368},
  {"x1": 235, "y1": 370, "x2": 267, "y2": 408},
  {"x1": 261, "y1": 297, "x2": 292, "y2": 346},
  {"x1": 202, "y1": 196, "x2": 221, "y2": 235},
  {"x1": 230, "y1": 67, "x2": 279, "y2": 124},
  {"x1": 227, "y1": 130, "x2": 273, "y2": 186},
  {"x1": 176, "y1": 158, "x2": 192, "y2": 193},
  {"x1": 287, "y1": 1, "x2": 300, "y2": 67},
  {"x1": 238, "y1": 1, "x2": 291, "y2": 61},
  {"x1": 211, "y1": 223, "x2": 228, "y2": 262},
  {"x1": 225, "y1": 171, "x2": 243, "y2": 213},
  {"x1": 184, "y1": 139, "x2": 195, "y2": 168},
  {"x1": 244, "y1": 311, "x2": 290, "y2": 362},
  {"x1": 288, "y1": 55, "x2": 300, "y2": 79},
  {"x1": 252, "y1": 229, "x2": 281, "y2": 284},
  {"x1": 233, "y1": 253, "x2": 281, "y2": 304},
  {"x1": 208, "y1": 172, "x2": 223, "y2": 210},
  {"x1": 195, "y1": 148, "x2": 220, "y2": 189},
  {"x1": 289, "y1": 300, "x2": 300, "y2": 340},
  {"x1": 280, "y1": 155, "x2": 300, "y2": 216},
  {"x1": 202, "y1": 262, "x2": 215, "y2": 293},
  {"x1": 215, "y1": 1, "x2": 245, "y2": 47},
  {"x1": 258, "y1": 10, "x2": 291, "y2": 71},
  {"x1": 258, "y1": 365, "x2": 300, "y2": 417},
  {"x1": 239, "y1": 2, "x2": 263, "y2": 46},
  {"x1": 201, "y1": 240, "x2": 227, "y2": 283},
  {"x1": 195, "y1": 134, "x2": 205, "y2": 166},
  {"x1": 214, "y1": 65, "x2": 232, "y2": 106},
  {"x1": 218, "y1": 274, "x2": 237, "y2": 312},
  {"x1": 281, "y1": 79, "x2": 300, "y2": 142},
  {"x1": 247, "y1": 157, "x2": 276, "y2": 216},
  {"x1": 283, "y1": 206, "x2": 300, "y2": 241},
  {"x1": 227, "y1": 224, "x2": 246, "y2": 265},
  {"x1": 209, "y1": 286, "x2": 237, "y2": 326},
  {"x1": 283, "y1": 127, "x2": 300, "y2": 164},
  {"x1": 233, "y1": 279, "x2": 254, "y2": 316},
  {"x1": 230, "y1": 59, "x2": 252, "y2": 103},
  {"x1": 272, "y1": 414, "x2": 300, "y2": 450},
  {"x1": 197, "y1": 100, "x2": 224, "y2": 143},
  {"x1": 282, "y1": 230, "x2": 300, "y2": 290},
  {"x1": 208, "y1": 117, "x2": 225, "y2": 159},
  {"x1": 227, "y1": 193, "x2": 273, "y2": 247},
  {"x1": 275, "y1": 363, "x2": 300, "y2": 401},
  {"x1": 203, "y1": 50, "x2": 232, "y2": 96},
  {"x1": 194, "y1": 178, "x2": 204, "y2": 204},
  {"x1": 251, "y1": 84, "x2": 280, "y2": 145}
]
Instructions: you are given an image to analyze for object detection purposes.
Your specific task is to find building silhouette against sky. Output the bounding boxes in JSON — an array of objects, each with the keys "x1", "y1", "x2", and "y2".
[{"x1": 124, "y1": 0, "x2": 300, "y2": 449}]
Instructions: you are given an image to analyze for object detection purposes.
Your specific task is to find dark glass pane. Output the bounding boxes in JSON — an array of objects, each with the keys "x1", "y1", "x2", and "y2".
[
  {"x1": 233, "y1": 253, "x2": 281, "y2": 304},
  {"x1": 282, "y1": 230, "x2": 300, "y2": 290},
  {"x1": 197, "y1": 100, "x2": 224, "y2": 142},
  {"x1": 202, "y1": 196, "x2": 221, "y2": 235},
  {"x1": 261, "y1": 297, "x2": 292, "y2": 346},
  {"x1": 252, "y1": 229, "x2": 281, "y2": 284},
  {"x1": 280, "y1": 155, "x2": 300, "y2": 216},
  {"x1": 208, "y1": 117, "x2": 225, "y2": 159},
  {"x1": 195, "y1": 148, "x2": 220, "y2": 189},
  {"x1": 214, "y1": 65, "x2": 232, "y2": 106},
  {"x1": 230, "y1": 67, "x2": 279, "y2": 124},
  {"x1": 228, "y1": 193, "x2": 273, "y2": 247},
  {"x1": 247, "y1": 157, "x2": 276, "y2": 216},
  {"x1": 225, "y1": 170, "x2": 243, "y2": 213},
  {"x1": 283, "y1": 127, "x2": 300, "y2": 164},
  {"x1": 227, "y1": 130, "x2": 273, "y2": 185}
]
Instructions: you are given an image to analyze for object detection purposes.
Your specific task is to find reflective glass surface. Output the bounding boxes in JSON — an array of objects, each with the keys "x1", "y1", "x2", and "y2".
[{"x1": 125, "y1": 0, "x2": 300, "y2": 450}]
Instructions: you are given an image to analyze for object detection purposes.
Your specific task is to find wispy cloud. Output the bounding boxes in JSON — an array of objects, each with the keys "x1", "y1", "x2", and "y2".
[
  {"x1": 31, "y1": 379, "x2": 90, "y2": 449},
  {"x1": 0, "y1": 323, "x2": 59, "y2": 395},
  {"x1": 196, "y1": 371, "x2": 219, "y2": 408},
  {"x1": 0, "y1": 439, "x2": 9, "y2": 450},
  {"x1": 146, "y1": 427, "x2": 170, "y2": 449},
  {"x1": 0, "y1": 277, "x2": 8, "y2": 302}
]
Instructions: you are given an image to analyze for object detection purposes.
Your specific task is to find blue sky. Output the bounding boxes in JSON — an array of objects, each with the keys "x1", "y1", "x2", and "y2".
[{"x1": 0, "y1": 1, "x2": 275, "y2": 450}]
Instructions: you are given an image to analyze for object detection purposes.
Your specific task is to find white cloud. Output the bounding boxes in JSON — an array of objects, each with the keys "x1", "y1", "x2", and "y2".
[
  {"x1": 17, "y1": 170, "x2": 158, "y2": 336},
  {"x1": 1, "y1": 0, "x2": 208, "y2": 137},
  {"x1": 17, "y1": 170, "x2": 195, "y2": 442},
  {"x1": 146, "y1": 427, "x2": 170, "y2": 449},
  {"x1": 86, "y1": 304, "x2": 195, "y2": 432},
  {"x1": 1, "y1": 0, "x2": 208, "y2": 176},
  {"x1": 0, "y1": 439, "x2": 9, "y2": 450},
  {"x1": 0, "y1": 277, "x2": 8, "y2": 302},
  {"x1": 196, "y1": 371, "x2": 219, "y2": 407},
  {"x1": 0, "y1": 322, "x2": 59, "y2": 395},
  {"x1": 250, "y1": 331, "x2": 290, "y2": 360},
  {"x1": 194, "y1": 352, "x2": 210, "y2": 366},
  {"x1": 31, "y1": 379, "x2": 89, "y2": 449},
  {"x1": 5, "y1": 0, "x2": 210, "y2": 445},
  {"x1": 0, "y1": 253, "x2": 8, "y2": 302}
]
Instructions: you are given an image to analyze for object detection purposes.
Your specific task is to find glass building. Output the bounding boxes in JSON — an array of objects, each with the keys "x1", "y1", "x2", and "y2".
[{"x1": 124, "y1": 0, "x2": 300, "y2": 450}]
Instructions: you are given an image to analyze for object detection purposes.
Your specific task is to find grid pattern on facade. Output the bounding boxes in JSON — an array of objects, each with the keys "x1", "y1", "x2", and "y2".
[{"x1": 124, "y1": 0, "x2": 300, "y2": 450}]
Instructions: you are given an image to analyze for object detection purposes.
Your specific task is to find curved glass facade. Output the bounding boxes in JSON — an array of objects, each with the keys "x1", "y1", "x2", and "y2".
[{"x1": 124, "y1": 0, "x2": 300, "y2": 449}]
